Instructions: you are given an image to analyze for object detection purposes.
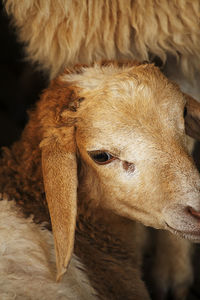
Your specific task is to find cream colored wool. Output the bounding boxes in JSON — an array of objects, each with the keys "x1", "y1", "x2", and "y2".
[
  {"x1": 0, "y1": 198, "x2": 97, "y2": 300},
  {"x1": 4, "y1": 0, "x2": 200, "y2": 78}
]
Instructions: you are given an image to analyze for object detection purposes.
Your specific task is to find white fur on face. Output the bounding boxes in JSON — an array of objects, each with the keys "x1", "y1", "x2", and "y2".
[{"x1": 0, "y1": 198, "x2": 98, "y2": 300}]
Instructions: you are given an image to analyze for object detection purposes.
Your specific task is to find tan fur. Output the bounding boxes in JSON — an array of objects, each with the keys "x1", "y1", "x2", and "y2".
[
  {"x1": 42, "y1": 136, "x2": 77, "y2": 280},
  {"x1": 62, "y1": 62, "x2": 200, "y2": 231},
  {"x1": 4, "y1": 0, "x2": 200, "y2": 78},
  {"x1": 1, "y1": 61, "x2": 200, "y2": 299},
  {"x1": 42, "y1": 62, "x2": 200, "y2": 299}
]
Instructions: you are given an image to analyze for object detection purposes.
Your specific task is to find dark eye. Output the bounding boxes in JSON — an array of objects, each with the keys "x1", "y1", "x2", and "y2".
[
  {"x1": 184, "y1": 106, "x2": 187, "y2": 118},
  {"x1": 88, "y1": 151, "x2": 115, "y2": 165}
]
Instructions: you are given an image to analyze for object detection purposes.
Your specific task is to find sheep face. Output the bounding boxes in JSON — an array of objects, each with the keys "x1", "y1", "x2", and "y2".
[
  {"x1": 70, "y1": 64, "x2": 200, "y2": 235},
  {"x1": 40, "y1": 62, "x2": 200, "y2": 279},
  {"x1": 76, "y1": 92, "x2": 200, "y2": 238}
]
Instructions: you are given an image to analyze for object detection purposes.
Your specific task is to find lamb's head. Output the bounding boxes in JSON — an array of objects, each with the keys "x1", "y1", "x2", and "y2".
[{"x1": 37, "y1": 61, "x2": 200, "y2": 280}]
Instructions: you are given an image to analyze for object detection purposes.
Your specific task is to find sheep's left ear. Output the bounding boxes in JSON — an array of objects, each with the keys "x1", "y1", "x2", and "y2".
[
  {"x1": 184, "y1": 94, "x2": 200, "y2": 141},
  {"x1": 41, "y1": 126, "x2": 77, "y2": 282}
]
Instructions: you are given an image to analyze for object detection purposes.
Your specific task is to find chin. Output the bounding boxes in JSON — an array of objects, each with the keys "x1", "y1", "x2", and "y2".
[{"x1": 165, "y1": 222, "x2": 200, "y2": 243}]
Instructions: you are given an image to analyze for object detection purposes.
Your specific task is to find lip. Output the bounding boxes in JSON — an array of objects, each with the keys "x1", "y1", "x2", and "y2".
[{"x1": 165, "y1": 222, "x2": 200, "y2": 243}]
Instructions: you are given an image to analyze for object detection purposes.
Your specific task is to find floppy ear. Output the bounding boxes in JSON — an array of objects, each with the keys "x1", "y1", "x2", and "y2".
[
  {"x1": 41, "y1": 126, "x2": 77, "y2": 281},
  {"x1": 184, "y1": 93, "x2": 200, "y2": 141}
]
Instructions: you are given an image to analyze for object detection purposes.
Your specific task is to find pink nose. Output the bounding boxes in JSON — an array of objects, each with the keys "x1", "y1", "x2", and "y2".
[{"x1": 188, "y1": 207, "x2": 200, "y2": 220}]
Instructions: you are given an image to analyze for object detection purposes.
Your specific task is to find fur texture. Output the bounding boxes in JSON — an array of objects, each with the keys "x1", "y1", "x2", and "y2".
[
  {"x1": 0, "y1": 197, "x2": 97, "y2": 300},
  {"x1": 4, "y1": 0, "x2": 200, "y2": 78},
  {"x1": 0, "y1": 61, "x2": 200, "y2": 299}
]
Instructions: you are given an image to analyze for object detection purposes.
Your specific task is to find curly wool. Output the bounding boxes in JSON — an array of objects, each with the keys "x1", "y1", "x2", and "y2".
[{"x1": 4, "y1": 0, "x2": 200, "y2": 78}]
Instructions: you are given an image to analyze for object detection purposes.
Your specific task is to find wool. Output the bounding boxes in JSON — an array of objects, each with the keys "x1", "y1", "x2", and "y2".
[
  {"x1": 4, "y1": 0, "x2": 200, "y2": 78},
  {"x1": 0, "y1": 198, "x2": 97, "y2": 300}
]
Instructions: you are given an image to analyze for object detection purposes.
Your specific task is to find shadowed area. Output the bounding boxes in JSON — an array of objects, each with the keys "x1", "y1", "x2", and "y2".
[{"x1": 0, "y1": 3, "x2": 48, "y2": 147}]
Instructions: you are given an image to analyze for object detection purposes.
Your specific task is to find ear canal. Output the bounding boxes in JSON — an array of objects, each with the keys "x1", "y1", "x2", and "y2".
[
  {"x1": 184, "y1": 93, "x2": 200, "y2": 141},
  {"x1": 41, "y1": 127, "x2": 77, "y2": 281}
]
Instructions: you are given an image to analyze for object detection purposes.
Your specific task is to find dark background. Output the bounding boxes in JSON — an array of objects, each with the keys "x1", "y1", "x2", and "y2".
[{"x1": 0, "y1": 3, "x2": 47, "y2": 147}]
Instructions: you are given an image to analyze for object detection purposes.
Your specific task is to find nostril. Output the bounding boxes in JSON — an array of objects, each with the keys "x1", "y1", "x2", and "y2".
[{"x1": 187, "y1": 206, "x2": 200, "y2": 220}]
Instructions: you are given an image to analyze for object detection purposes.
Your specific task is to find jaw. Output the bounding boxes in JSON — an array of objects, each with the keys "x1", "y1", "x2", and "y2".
[
  {"x1": 113, "y1": 203, "x2": 165, "y2": 230},
  {"x1": 124, "y1": 202, "x2": 200, "y2": 242},
  {"x1": 165, "y1": 222, "x2": 200, "y2": 243},
  {"x1": 163, "y1": 203, "x2": 200, "y2": 243}
]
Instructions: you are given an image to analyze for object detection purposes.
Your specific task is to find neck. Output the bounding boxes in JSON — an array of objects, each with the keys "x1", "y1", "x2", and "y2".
[{"x1": 75, "y1": 193, "x2": 147, "y2": 299}]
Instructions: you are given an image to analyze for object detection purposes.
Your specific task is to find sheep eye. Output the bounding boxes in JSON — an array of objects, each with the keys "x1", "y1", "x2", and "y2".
[
  {"x1": 88, "y1": 151, "x2": 115, "y2": 165},
  {"x1": 184, "y1": 106, "x2": 187, "y2": 118}
]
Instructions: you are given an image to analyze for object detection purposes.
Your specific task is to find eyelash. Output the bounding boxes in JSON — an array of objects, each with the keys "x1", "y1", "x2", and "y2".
[{"x1": 88, "y1": 151, "x2": 116, "y2": 165}]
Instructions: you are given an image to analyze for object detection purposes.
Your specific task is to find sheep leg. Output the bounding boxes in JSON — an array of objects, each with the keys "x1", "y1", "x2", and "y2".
[{"x1": 150, "y1": 230, "x2": 193, "y2": 300}]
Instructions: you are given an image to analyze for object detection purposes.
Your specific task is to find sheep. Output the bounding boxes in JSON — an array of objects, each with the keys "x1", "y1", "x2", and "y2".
[
  {"x1": 0, "y1": 61, "x2": 200, "y2": 299},
  {"x1": 4, "y1": 0, "x2": 200, "y2": 81},
  {"x1": 4, "y1": 0, "x2": 200, "y2": 106}
]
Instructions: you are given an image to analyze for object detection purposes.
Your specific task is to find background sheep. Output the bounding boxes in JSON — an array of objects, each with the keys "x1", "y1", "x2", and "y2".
[
  {"x1": 4, "y1": 0, "x2": 200, "y2": 80},
  {"x1": 0, "y1": 61, "x2": 200, "y2": 299},
  {"x1": 3, "y1": 0, "x2": 200, "y2": 106}
]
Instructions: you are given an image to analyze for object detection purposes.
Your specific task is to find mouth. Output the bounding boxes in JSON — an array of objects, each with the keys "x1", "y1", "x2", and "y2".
[{"x1": 165, "y1": 222, "x2": 200, "y2": 243}]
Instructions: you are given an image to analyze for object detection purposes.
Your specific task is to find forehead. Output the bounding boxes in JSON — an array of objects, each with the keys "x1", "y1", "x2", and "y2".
[{"x1": 61, "y1": 63, "x2": 185, "y2": 149}]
